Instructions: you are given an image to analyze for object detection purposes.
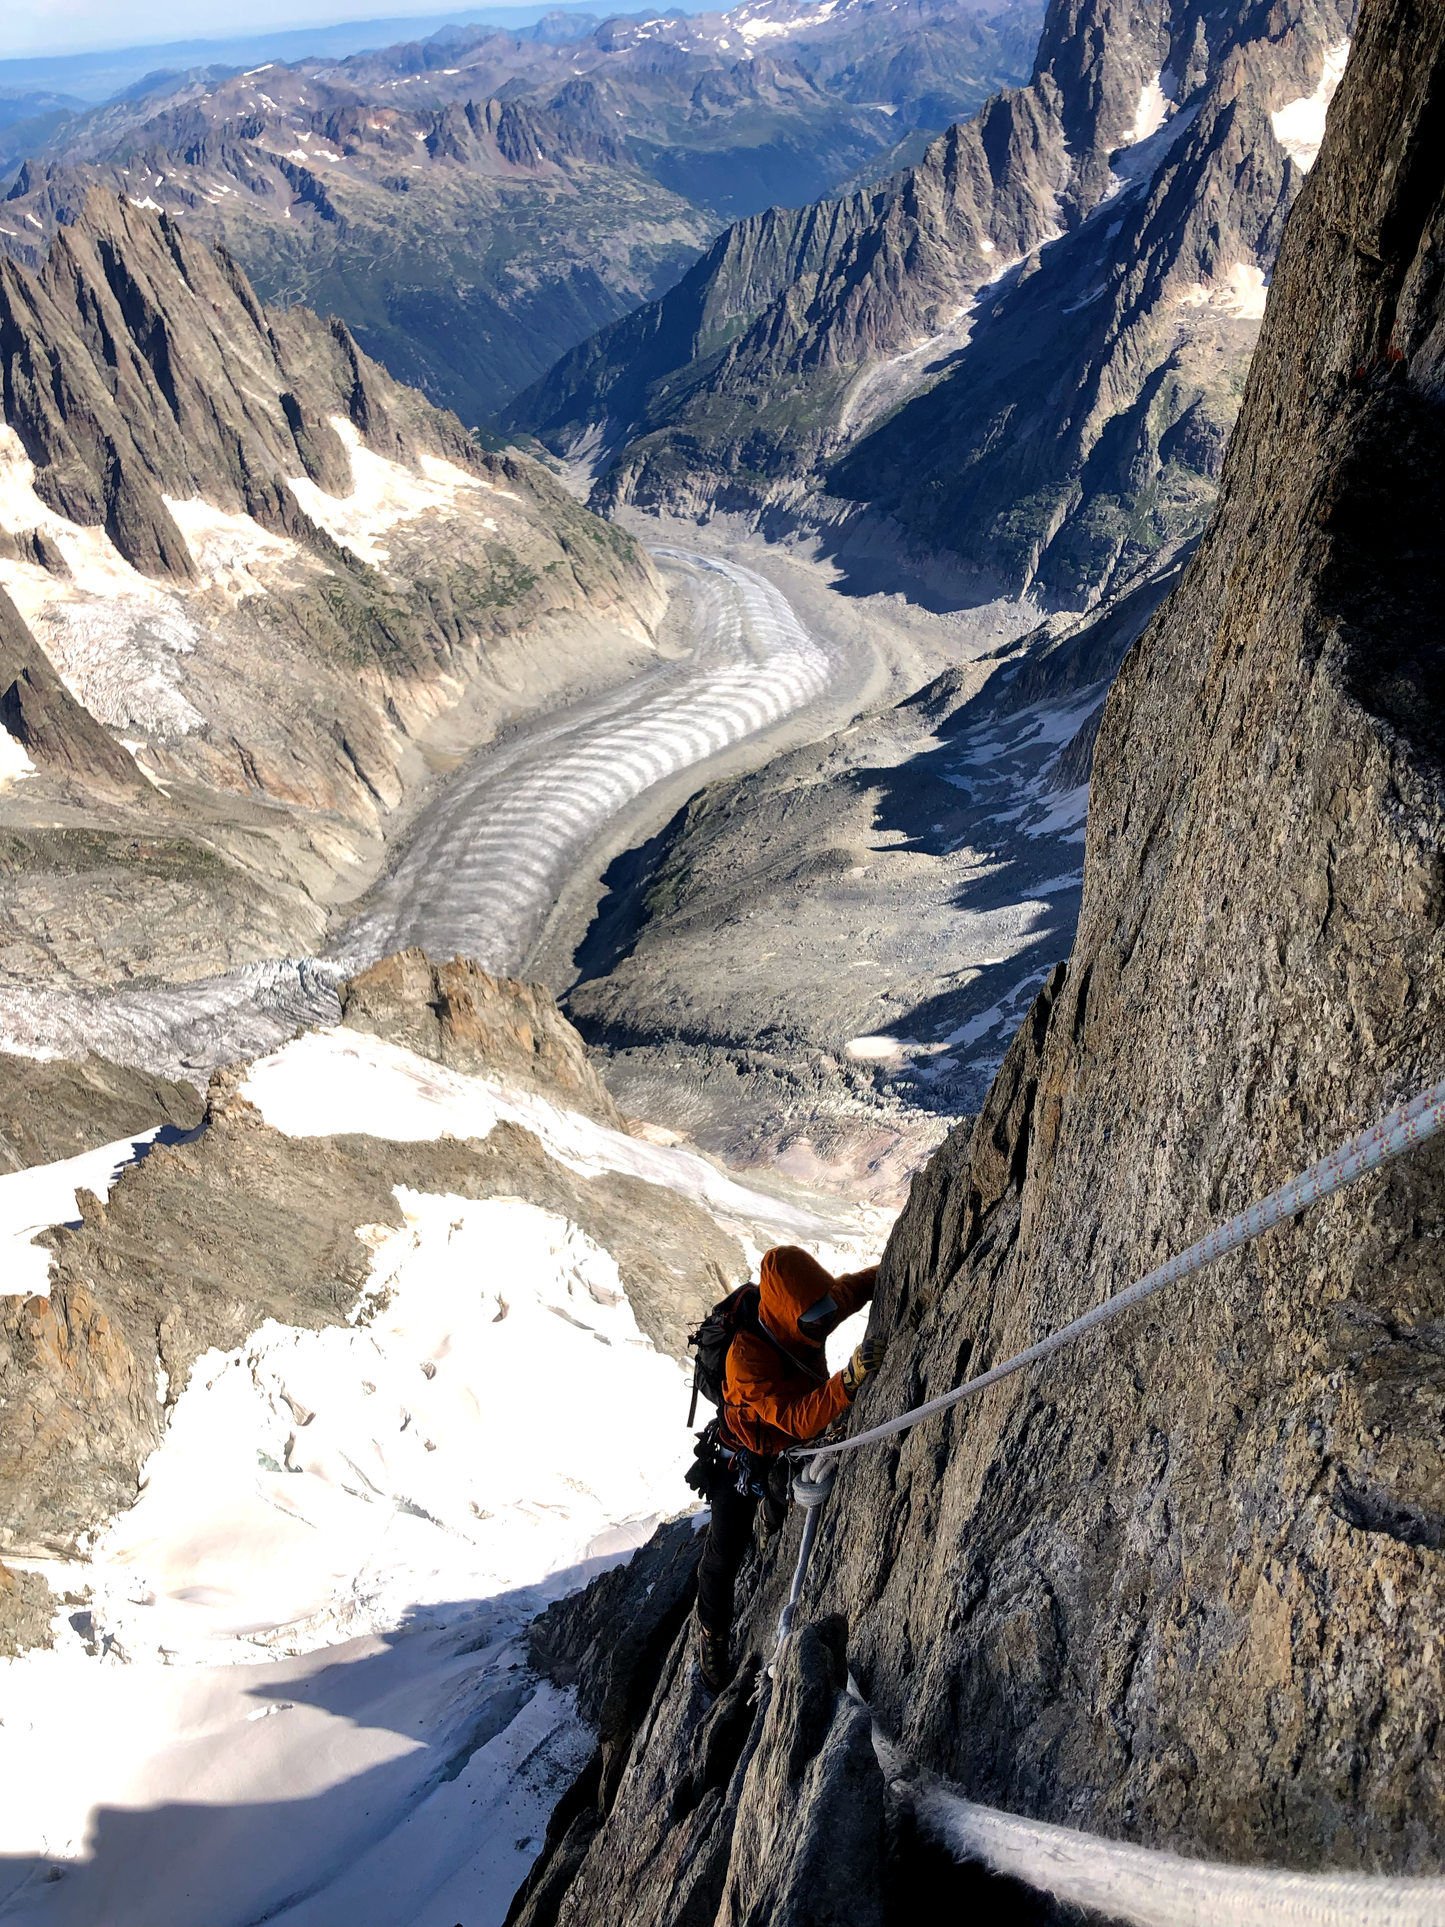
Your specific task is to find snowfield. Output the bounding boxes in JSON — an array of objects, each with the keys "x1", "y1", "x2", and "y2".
[
  {"x1": 1, "y1": 1195, "x2": 698, "y2": 1925},
  {"x1": 0, "y1": 1126, "x2": 169, "y2": 1299},
  {"x1": 0, "y1": 1052, "x2": 887, "y2": 1925},
  {"x1": 238, "y1": 1025, "x2": 852, "y2": 1248}
]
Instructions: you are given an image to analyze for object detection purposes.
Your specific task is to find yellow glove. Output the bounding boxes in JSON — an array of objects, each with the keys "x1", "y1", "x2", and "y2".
[{"x1": 841, "y1": 1335, "x2": 888, "y2": 1401}]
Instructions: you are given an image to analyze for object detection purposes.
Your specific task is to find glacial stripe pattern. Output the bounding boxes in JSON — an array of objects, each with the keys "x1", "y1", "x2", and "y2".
[{"x1": 340, "y1": 549, "x2": 836, "y2": 974}]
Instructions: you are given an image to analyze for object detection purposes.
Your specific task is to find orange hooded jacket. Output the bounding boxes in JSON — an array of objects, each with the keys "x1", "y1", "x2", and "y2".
[{"x1": 720, "y1": 1245, "x2": 878, "y2": 1457}]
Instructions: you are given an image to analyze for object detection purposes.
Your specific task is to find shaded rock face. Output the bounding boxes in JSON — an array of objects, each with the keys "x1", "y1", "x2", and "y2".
[
  {"x1": 0, "y1": 584, "x2": 147, "y2": 795},
  {"x1": 0, "y1": 1048, "x2": 201, "y2": 1171},
  {"x1": 509, "y1": 0, "x2": 1352, "y2": 607},
  {"x1": 340, "y1": 947, "x2": 627, "y2": 1129},
  {"x1": 509, "y1": 0, "x2": 1445, "y2": 1912},
  {"x1": 1, "y1": 958, "x2": 742, "y2": 1558}
]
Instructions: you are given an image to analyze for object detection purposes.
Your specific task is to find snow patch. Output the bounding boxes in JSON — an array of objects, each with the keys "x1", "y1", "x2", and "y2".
[
  {"x1": 0, "y1": 721, "x2": 34, "y2": 788},
  {"x1": 736, "y1": 2, "x2": 837, "y2": 39},
  {"x1": 239, "y1": 1027, "x2": 842, "y2": 1243},
  {"x1": 164, "y1": 495, "x2": 299, "y2": 592},
  {"x1": 1271, "y1": 38, "x2": 1350, "y2": 170},
  {"x1": 1104, "y1": 97, "x2": 1200, "y2": 198},
  {"x1": 1127, "y1": 67, "x2": 1175, "y2": 146},
  {"x1": 845, "y1": 1036, "x2": 906, "y2": 1062},
  {"x1": 0, "y1": 1128, "x2": 166, "y2": 1299},
  {"x1": 286, "y1": 419, "x2": 505, "y2": 567},
  {"x1": 1176, "y1": 261, "x2": 1269, "y2": 320}
]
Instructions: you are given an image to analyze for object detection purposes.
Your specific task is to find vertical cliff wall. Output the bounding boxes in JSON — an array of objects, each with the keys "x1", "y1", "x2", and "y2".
[
  {"x1": 515, "y1": 0, "x2": 1445, "y2": 1915},
  {"x1": 825, "y1": 0, "x2": 1445, "y2": 1860}
]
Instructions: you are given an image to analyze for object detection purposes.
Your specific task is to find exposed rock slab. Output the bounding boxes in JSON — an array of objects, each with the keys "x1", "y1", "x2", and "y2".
[{"x1": 0, "y1": 1049, "x2": 201, "y2": 1171}]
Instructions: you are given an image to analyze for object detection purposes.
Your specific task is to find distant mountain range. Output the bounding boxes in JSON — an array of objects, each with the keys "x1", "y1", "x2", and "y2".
[
  {"x1": 0, "y1": 5, "x2": 609, "y2": 100},
  {"x1": 0, "y1": 0, "x2": 1042, "y2": 424},
  {"x1": 507, "y1": 0, "x2": 1354, "y2": 610}
]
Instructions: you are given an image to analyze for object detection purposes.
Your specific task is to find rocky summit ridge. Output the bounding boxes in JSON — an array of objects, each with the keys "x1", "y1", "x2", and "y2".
[
  {"x1": 508, "y1": 0, "x2": 1353, "y2": 609},
  {"x1": 502, "y1": 0, "x2": 1445, "y2": 1913}
]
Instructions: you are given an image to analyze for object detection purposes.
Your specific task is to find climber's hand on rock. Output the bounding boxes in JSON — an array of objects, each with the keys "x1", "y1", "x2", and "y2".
[{"x1": 841, "y1": 1335, "x2": 887, "y2": 1401}]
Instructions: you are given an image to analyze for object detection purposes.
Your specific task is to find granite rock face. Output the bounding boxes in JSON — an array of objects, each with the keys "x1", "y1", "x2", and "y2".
[
  {"x1": 509, "y1": 0, "x2": 1445, "y2": 1912},
  {"x1": 0, "y1": 1049, "x2": 201, "y2": 1170},
  {"x1": 340, "y1": 947, "x2": 627, "y2": 1129},
  {"x1": 509, "y1": 0, "x2": 1353, "y2": 607}
]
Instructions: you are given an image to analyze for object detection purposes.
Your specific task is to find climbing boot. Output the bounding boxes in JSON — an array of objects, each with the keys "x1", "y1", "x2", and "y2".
[{"x1": 698, "y1": 1621, "x2": 731, "y2": 1694}]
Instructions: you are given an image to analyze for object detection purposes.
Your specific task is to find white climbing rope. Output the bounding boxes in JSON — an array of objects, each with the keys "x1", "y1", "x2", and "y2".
[
  {"x1": 763, "y1": 1459, "x2": 836, "y2": 1678},
  {"x1": 798, "y1": 1074, "x2": 1445, "y2": 1466},
  {"x1": 914, "y1": 1779, "x2": 1445, "y2": 1927}
]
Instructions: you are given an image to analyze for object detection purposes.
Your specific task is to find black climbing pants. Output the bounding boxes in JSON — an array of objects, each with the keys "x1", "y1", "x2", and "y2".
[{"x1": 696, "y1": 1457, "x2": 788, "y2": 1640}]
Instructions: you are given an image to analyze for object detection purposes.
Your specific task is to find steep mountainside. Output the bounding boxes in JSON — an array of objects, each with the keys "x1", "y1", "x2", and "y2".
[
  {"x1": 0, "y1": 0, "x2": 1043, "y2": 423},
  {"x1": 508, "y1": 0, "x2": 1352, "y2": 607},
  {"x1": 0, "y1": 188, "x2": 662, "y2": 993},
  {"x1": 507, "y1": 0, "x2": 1445, "y2": 1910}
]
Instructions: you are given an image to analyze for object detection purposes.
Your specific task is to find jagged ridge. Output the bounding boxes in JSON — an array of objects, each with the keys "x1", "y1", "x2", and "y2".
[{"x1": 508, "y1": 0, "x2": 1352, "y2": 608}]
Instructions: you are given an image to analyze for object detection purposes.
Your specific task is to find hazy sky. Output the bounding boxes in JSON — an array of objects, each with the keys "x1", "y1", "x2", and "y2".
[{"x1": 6, "y1": 1, "x2": 473, "y2": 62}]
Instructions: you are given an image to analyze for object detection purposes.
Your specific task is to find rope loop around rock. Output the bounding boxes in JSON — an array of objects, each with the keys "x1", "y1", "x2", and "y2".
[{"x1": 791, "y1": 1460, "x2": 837, "y2": 1508}]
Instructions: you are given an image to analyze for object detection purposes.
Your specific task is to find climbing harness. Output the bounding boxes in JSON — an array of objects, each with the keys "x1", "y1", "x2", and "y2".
[{"x1": 766, "y1": 1073, "x2": 1445, "y2": 1672}]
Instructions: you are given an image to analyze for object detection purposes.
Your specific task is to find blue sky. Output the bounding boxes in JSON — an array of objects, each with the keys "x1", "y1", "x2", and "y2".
[{"x1": 6, "y1": 1, "x2": 483, "y2": 62}]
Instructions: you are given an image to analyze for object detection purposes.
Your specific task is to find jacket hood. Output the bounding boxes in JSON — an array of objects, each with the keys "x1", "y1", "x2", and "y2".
[{"x1": 757, "y1": 1246, "x2": 837, "y2": 1353}]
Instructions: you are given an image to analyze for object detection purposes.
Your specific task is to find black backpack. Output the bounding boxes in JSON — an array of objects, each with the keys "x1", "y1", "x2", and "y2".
[{"x1": 685, "y1": 1284, "x2": 821, "y2": 1426}]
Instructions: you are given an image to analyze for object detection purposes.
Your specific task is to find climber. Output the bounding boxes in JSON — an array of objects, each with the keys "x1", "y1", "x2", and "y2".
[{"x1": 694, "y1": 1245, "x2": 885, "y2": 1693}]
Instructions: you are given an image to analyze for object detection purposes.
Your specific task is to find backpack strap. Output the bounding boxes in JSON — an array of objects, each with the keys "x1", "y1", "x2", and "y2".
[{"x1": 746, "y1": 1307, "x2": 829, "y2": 1385}]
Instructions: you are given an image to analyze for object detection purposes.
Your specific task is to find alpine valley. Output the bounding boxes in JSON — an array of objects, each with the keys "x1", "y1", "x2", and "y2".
[{"x1": 2, "y1": 0, "x2": 1443, "y2": 1921}]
